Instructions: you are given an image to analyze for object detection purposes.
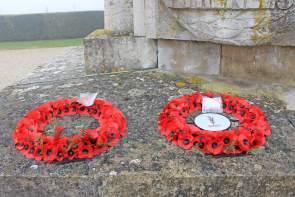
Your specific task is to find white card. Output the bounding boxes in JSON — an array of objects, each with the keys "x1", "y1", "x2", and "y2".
[
  {"x1": 194, "y1": 113, "x2": 231, "y2": 131},
  {"x1": 202, "y1": 96, "x2": 223, "y2": 113},
  {"x1": 78, "y1": 93, "x2": 98, "y2": 107}
]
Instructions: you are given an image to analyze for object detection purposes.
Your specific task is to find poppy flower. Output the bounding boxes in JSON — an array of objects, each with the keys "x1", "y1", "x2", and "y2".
[
  {"x1": 188, "y1": 94, "x2": 202, "y2": 112},
  {"x1": 100, "y1": 106, "x2": 115, "y2": 119},
  {"x1": 77, "y1": 143, "x2": 94, "y2": 159},
  {"x1": 195, "y1": 136, "x2": 210, "y2": 152},
  {"x1": 34, "y1": 147, "x2": 44, "y2": 161},
  {"x1": 187, "y1": 124, "x2": 202, "y2": 136},
  {"x1": 54, "y1": 126, "x2": 65, "y2": 141},
  {"x1": 65, "y1": 149, "x2": 75, "y2": 160},
  {"x1": 105, "y1": 129, "x2": 120, "y2": 147},
  {"x1": 237, "y1": 133, "x2": 252, "y2": 152},
  {"x1": 43, "y1": 144, "x2": 58, "y2": 162},
  {"x1": 118, "y1": 115, "x2": 127, "y2": 132},
  {"x1": 177, "y1": 133, "x2": 194, "y2": 150},
  {"x1": 87, "y1": 106, "x2": 100, "y2": 116},
  {"x1": 96, "y1": 132, "x2": 108, "y2": 148},
  {"x1": 251, "y1": 134, "x2": 266, "y2": 148},
  {"x1": 166, "y1": 130, "x2": 178, "y2": 142},
  {"x1": 253, "y1": 121, "x2": 271, "y2": 137},
  {"x1": 15, "y1": 142, "x2": 24, "y2": 151},
  {"x1": 160, "y1": 120, "x2": 180, "y2": 139},
  {"x1": 25, "y1": 146, "x2": 37, "y2": 159},
  {"x1": 102, "y1": 121, "x2": 120, "y2": 133},
  {"x1": 55, "y1": 138, "x2": 69, "y2": 161},
  {"x1": 81, "y1": 128, "x2": 99, "y2": 140},
  {"x1": 207, "y1": 139, "x2": 224, "y2": 155},
  {"x1": 20, "y1": 141, "x2": 35, "y2": 159}
]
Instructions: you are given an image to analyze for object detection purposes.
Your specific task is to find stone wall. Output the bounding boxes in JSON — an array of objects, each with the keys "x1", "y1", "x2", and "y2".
[{"x1": 84, "y1": 0, "x2": 295, "y2": 83}]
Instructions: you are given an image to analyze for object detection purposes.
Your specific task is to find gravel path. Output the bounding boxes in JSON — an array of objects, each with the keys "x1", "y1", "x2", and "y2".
[{"x1": 0, "y1": 47, "x2": 77, "y2": 91}]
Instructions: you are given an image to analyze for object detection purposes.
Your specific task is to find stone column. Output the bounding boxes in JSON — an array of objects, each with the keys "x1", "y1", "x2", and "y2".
[
  {"x1": 133, "y1": 0, "x2": 145, "y2": 36},
  {"x1": 104, "y1": 0, "x2": 134, "y2": 34}
]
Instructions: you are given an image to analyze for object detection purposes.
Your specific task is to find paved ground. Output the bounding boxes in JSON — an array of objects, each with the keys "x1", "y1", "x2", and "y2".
[
  {"x1": 0, "y1": 47, "x2": 294, "y2": 196},
  {"x1": 0, "y1": 47, "x2": 74, "y2": 91}
]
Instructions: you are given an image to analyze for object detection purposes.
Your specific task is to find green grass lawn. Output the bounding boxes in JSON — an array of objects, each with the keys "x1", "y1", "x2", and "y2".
[{"x1": 0, "y1": 38, "x2": 83, "y2": 50}]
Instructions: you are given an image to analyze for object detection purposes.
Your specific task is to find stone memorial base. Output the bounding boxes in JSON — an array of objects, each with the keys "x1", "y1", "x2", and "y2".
[
  {"x1": 84, "y1": 31, "x2": 295, "y2": 83},
  {"x1": 1, "y1": 47, "x2": 295, "y2": 196}
]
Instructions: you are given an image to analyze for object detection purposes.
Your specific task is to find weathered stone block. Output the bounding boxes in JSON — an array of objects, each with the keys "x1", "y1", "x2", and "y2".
[
  {"x1": 104, "y1": 0, "x2": 134, "y2": 33},
  {"x1": 221, "y1": 45, "x2": 295, "y2": 83},
  {"x1": 158, "y1": 40, "x2": 221, "y2": 75},
  {"x1": 84, "y1": 30, "x2": 157, "y2": 74},
  {"x1": 145, "y1": 0, "x2": 295, "y2": 46}
]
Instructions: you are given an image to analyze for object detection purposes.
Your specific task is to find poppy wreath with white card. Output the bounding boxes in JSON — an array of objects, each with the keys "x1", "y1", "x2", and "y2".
[
  {"x1": 12, "y1": 98, "x2": 127, "y2": 162},
  {"x1": 158, "y1": 92, "x2": 271, "y2": 155}
]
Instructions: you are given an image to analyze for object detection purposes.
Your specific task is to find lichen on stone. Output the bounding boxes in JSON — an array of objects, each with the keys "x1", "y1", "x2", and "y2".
[{"x1": 85, "y1": 29, "x2": 113, "y2": 39}]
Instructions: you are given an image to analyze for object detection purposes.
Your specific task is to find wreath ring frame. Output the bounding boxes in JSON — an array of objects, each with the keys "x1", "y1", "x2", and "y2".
[
  {"x1": 12, "y1": 98, "x2": 127, "y2": 162},
  {"x1": 158, "y1": 93, "x2": 271, "y2": 155}
]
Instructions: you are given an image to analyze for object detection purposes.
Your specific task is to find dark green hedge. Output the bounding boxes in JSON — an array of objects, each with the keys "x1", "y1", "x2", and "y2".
[{"x1": 0, "y1": 11, "x2": 104, "y2": 41}]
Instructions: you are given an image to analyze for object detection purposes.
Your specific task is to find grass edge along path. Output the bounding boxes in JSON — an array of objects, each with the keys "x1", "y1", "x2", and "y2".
[{"x1": 0, "y1": 38, "x2": 83, "y2": 50}]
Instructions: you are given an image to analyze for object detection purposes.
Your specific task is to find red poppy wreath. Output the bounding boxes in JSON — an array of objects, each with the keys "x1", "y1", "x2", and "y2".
[
  {"x1": 158, "y1": 93, "x2": 271, "y2": 155},
  {"x1": 12, "y1": 98, "x2": 127, "y2": 162}
]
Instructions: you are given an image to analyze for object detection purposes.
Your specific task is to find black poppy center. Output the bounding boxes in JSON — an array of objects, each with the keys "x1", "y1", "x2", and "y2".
[{"x1": 183, "y1": 139, "x2": 190, "y2": 145}]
